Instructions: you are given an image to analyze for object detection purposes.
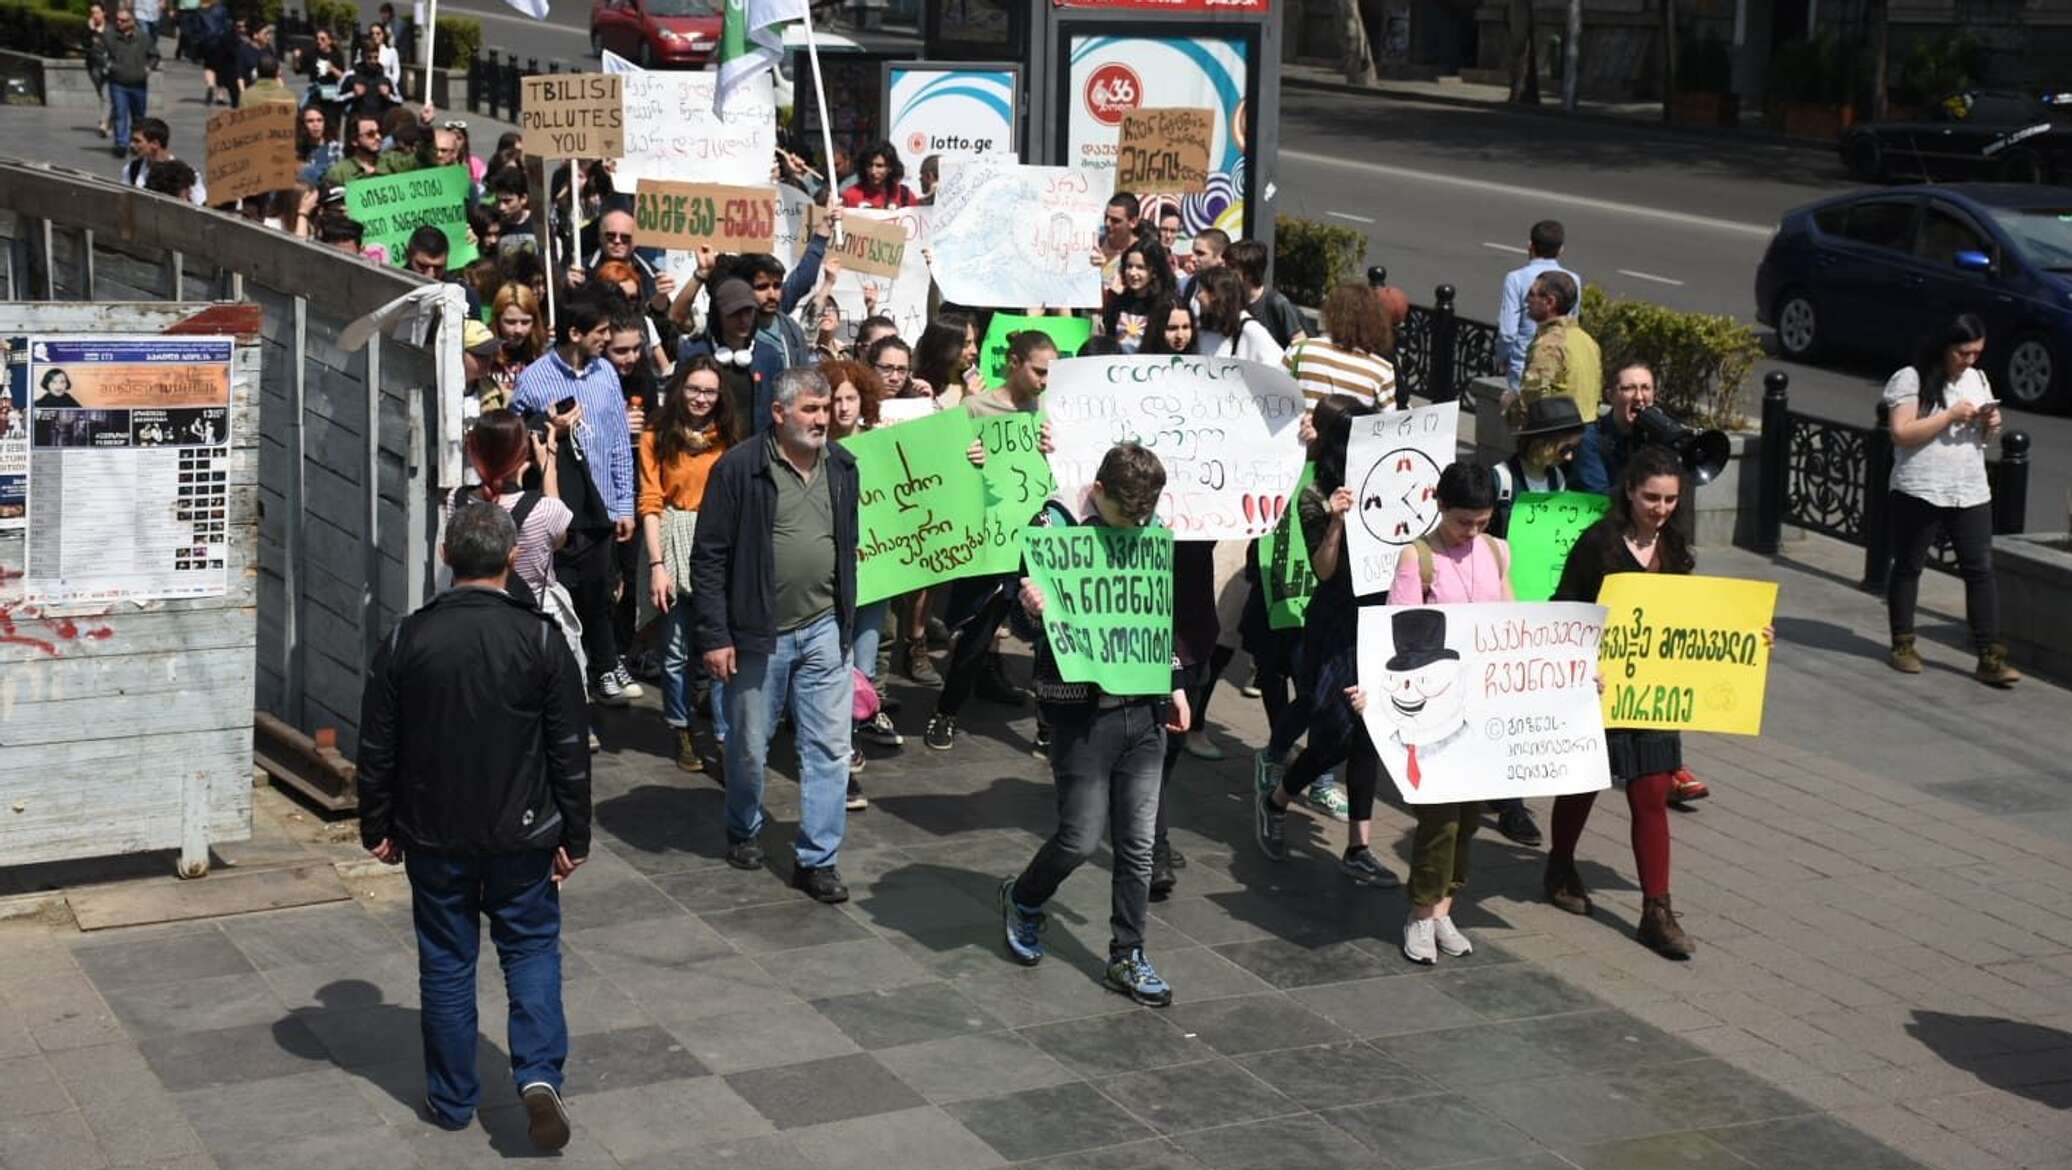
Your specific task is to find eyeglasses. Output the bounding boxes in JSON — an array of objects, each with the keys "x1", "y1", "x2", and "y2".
[
  {"x1": 441, "y1": 120, "x2": 467, "y2": 131},
  {"x1": 873, "y1": 362, "x2": 909, "y2": 374}
]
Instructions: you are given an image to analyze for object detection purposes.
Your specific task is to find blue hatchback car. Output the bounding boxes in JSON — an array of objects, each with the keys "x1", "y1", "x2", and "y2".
[{"x1": 1755, "y1": 183, "x2": 2072, "y2": 411}]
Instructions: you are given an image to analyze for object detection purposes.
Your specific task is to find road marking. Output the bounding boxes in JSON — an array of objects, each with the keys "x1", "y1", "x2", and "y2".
[
  {"x1": 1280, "y1": 150, "x2": 1777, "y2": 238},
  {"x1": 1482, "y1": 242, "x2": 1527, "y2": 255},
  {"x1": 1326, "y1": 210, "x2": 1376, "y2": 225},
  {"x1": 1617, "y1": 267, "x2": 1686, "y2": 286}
]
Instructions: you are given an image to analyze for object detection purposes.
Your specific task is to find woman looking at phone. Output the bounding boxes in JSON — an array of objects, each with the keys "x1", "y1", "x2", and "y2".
[{"x1": 1882, "y1": 314, "x2": 2019, "y2": 687}]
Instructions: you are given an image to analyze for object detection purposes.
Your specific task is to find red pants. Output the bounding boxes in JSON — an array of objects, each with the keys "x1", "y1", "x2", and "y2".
[{"x1": 1548, "y1": 771, "x2": 1674, "y2": 898}]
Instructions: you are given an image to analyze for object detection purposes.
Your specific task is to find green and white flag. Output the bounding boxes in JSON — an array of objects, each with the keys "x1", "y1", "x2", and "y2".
[{"x1": 715, "y1": 0, "x2": 804, "y2": 115}]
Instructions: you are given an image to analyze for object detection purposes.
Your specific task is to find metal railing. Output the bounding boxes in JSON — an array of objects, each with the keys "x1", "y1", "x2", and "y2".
[
  {"x1": 1752, "y1": 371, "x2": 2032, "y2": 589},
  {"x1": 1394, "y1": 284, "x2": 1503, "y2": 404}
]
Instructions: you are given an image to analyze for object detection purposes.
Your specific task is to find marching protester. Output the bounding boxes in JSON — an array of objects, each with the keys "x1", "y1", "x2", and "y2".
[
  {"x1": 1883, "y1": 314, "x2": 2019, "y2": 687},
  {"x1": 999, "y1": 442, "x2": 1191, "y2": 1007},
  {"x1": 1283, "y1": 283, "x2": 1397, "y2": 409},
  {"x1": 1224, "y1": 240, "x2": 1308, "y2": 349},
  {"x1": 1195, "y1": 266, "x2": 1283, "y2": 364},
  {"x1": 356, "y1": 500, "x2": 590, "y2": 1153},
  {"x1": 1102, "y1": 238, "x2": 1178, "y2": 353},
  {"x1": 1489, "y1": 396, "x2": 1587, "y2": 536},
  {"x1": 1545, "y1": 445, "x2": 1773, "y2": 958},
  {"x1": 840, "y1": 140, "x2": 919, "y2": 209},
  {"x1": 1509, "y1": 270, "x2": 1600, "y2": 427},
  {"x1": 677, "y1": 278, "x2": 763, "y2": 442},
  {"x1": 1138, "y1": 297, "x2": 1197, "y2": 356},
  {"x1": 1570, "y1": 361, "x2": 1652, "y2": 494},
  {"x1": 1499, "y1": 219, "x2": 1581, "y2": 390},
  {"x1": 691, "y1": 368, "x2": 861, "y2": 904},
  {"x1": 642, "y1": 357, "x2": 735, "y2": 773},
  {"x1": 821, "y1": 357, "x2": 900, "y2": 799}
]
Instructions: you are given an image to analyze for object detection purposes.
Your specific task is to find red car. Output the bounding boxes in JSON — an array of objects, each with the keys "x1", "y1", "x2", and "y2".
[{"x1": 590, "y1": 0, "x2": 722, "y2": 68}]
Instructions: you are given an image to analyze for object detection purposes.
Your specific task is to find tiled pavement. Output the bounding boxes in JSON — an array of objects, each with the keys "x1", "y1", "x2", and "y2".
[{"x1": 4, "y1": 533, "x2": 2072, "y2": 1170}]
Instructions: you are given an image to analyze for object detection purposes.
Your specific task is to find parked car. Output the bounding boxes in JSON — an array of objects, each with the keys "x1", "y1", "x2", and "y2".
[
  {"x1": 1755, "y1": 183, "x2": 2072, "y2": 411},
  {"x1": 1841, "y1": 90, "x2": 2072, "y2": 184},
  {"x1": 590, "y1": 0, "x2": 721, "y2": 68}
]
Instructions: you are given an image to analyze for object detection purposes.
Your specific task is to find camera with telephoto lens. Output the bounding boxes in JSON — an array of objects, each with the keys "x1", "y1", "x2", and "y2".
[{"x1": 1633, "y1": 405, "x2": 1731, "y2": 486}]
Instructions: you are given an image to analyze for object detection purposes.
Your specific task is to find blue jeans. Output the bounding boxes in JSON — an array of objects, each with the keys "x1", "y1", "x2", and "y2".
[
  {"x1": 406, "y1": 850, "x2": 567, "y2": 1124},
  {"x1": 661, "y1": 600, "x2": 733, "y2": 737},
  {"x1": 722, "y1": 611, "x2": 852, "y2": 868},
  {"x1": 1012, "y1": 701, "x2": 1166, "y2": 958},
  {"x1": 109, "y1": 83, "x2": 148, "y2": 153},
  {"x1": 851, "y1": 599, "x2": 888, "y2": 684}
]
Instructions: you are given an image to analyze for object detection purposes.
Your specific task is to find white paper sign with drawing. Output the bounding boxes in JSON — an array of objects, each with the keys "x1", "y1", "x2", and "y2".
[
  {"x1": 1044, "y1": 354, "x2": 1307, "y2": 540},
  {"x1": 927, "y1": 161, "x2": 1106, "y2": 309},
  {"x1": 1342, "y1": 403, "x2": 1460, "y2": 596},
  {"x1": 602, "y1": 50, "x2": 776, "y2": 188},
  {"x1": 1356, "y1": 603, "x2": 1612, "y2": 805}
]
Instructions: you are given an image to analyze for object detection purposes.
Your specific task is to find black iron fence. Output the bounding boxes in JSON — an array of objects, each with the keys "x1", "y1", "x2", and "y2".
[
  {"x1": 1752, "y1": 371, "x2": 2032, "y2": 589},
  {"x1": 1394, "y1": 284, "x2": 1504, "y2": 404}
]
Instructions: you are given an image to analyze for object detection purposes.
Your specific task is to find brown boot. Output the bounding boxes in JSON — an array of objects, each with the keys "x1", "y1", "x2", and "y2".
[
  {"x1": 1543, "y1": 860, "x2": 1593, "y2": 916},
  {"x1": 1975, "y1": 643, "x2": 2022, "y2": 689},
  {"x1": 1638, "y1": 894, "x2": 1695, "y2": 959},
  {"x1": 1888, "y1": 634, "x2": 1923, "y2": 674},
  {"x1": 675, "y1": 728, "x2": 702, "y2": 773}
]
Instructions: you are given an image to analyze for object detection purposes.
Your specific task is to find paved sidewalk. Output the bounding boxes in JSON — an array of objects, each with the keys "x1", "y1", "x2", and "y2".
[{"x1": 3, "y1": 529, "x2": 2071, "y2": 1169}]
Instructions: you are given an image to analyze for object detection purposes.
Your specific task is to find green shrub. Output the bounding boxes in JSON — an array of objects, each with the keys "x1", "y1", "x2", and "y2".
[
  {"x1": 0, "y1": 0, "x2": 92, "y2": 57},
  {"x1": 1580, "y1": 285, "x2": 1762, "y2": 430},
  {"x1": 305, "y1": 0, "x2": 357, "y2": 36},
  {"x1": 433, "y1": 14, "x2": 479, "y2": 68},
  {"x1": 1272, "y1": 214, "x2": 1365, "y2": 309},
  {"x1": 1894, "y1": 31, "x2": 1986, "y2": 106}
]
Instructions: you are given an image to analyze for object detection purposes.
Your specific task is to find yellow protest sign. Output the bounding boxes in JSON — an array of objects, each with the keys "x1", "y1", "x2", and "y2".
[{"x1": 1596, "y1": 574, "x2": 1777, "y2": 735}]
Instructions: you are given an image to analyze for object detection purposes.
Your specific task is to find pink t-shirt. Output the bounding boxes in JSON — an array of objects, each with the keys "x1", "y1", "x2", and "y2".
[{"x1": 1390, "y1": 534, "x2": 1510, "y2": 605}]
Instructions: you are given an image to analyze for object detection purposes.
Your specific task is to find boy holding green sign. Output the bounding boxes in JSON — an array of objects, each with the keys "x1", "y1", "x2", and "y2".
[{"x1": 999, "y1": 443, "x2": 1191, "y2": 1008}]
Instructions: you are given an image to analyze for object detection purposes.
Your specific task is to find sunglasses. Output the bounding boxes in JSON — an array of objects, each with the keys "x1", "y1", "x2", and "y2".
[
  {"x1": 441, "y1": 120, "x2": 467, "y2": 131},
  {"x1": 602, "y1": 232, "x2": 633, "y2": 243}
]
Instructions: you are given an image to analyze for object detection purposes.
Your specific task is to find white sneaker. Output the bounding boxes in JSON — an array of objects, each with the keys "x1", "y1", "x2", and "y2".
[
  {"x1": 590, "y1": 672, "x2": 630, "y2": 707},
  {"x1": 1434, "y1": 915, "x2": 1473, "y2": 957},
  {"x1": 1403, "y1": 916, "x2": 1437, "y2": 965},
  {"x1": 610, "y1": 662, "x2": 645, "y2": 699}
]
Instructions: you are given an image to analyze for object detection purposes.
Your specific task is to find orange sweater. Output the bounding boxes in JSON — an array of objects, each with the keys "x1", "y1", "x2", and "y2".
[{"x1": 637, "y1": 428, "x2": 726, "y2": 516}]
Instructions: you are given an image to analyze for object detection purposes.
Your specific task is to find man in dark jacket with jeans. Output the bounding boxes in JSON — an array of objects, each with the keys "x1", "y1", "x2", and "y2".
[
  {"x1": 691, "y1": 367, "x2": 860, "y2": 903},
  {"x1": 102, "y1": 6, "x2": 158, "y2": 159},
  {"x1": 357, "y1": 501, "x2": 591, "y2": 1152}
]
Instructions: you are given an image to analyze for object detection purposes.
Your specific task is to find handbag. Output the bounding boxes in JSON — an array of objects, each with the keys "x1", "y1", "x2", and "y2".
[{"x1": 658, "y1": 507, "x2": 698, "y2": 596}]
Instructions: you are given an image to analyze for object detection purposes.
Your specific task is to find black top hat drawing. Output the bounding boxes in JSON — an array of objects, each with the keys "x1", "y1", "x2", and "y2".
[{"x1": 1386, "y1": 609, "x2": 1460, "y2": 672}]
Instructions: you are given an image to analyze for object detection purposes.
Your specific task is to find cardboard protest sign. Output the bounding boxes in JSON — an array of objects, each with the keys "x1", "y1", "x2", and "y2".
[
  {"x1": 1596, "y1": 574, "x2": 1777, "y2": 735},
  {"x1": 521, "y1": 73, "x2": 624, "y2": 158},
  {"x1": 1258, "y1": 462, "x2": 1317, "y2": 630},
  {"x1": 1115, "y1": 107, "x2": 1214, "y2": 194},
  {"x1": 841, "y1": 407, "x2": 994, "y2": 605},
  {"x1": 967, "y1": 408, "x2": 1056, "y2": 575},
  {"x1": 1507, "y1": 491, "x2": 1611, "y2": 602},
  {"x1": 1046, "y1": 354, "x2": 1308, "y2": 540},
  {"x1": 1341, "y1": 404, "x2": 1460, "y2": 596},
  {"x1": 979, "y1": 314, "x2": 1094, "y2": 384},
  {"x1": 632, "y1": 182, "x2": 779, "y2": 253},
  {"x1": 603, "y1": 52, "x2": 775, "y2": 187},
  {"x1": 1021, "y1": 525, "x2": 1175, "y2": 696},
  {"x1": 204, "y1": 102, "x2": 297, "y2": 204},
  {"x1": 828, "y1": 212, "x2": 909, "y2": 280},
  {"x1": 1357, "y1": 603, "x2": 1612, "y2": 804},
  {"x1": 344, "y1": 166, "x2": 478, "y2": 269},
  {"x1": 928, "y1": 161, "x2": 1106, "y2": 309}
]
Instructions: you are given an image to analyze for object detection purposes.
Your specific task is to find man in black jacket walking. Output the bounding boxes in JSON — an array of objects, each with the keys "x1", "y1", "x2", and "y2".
[
  {"x1": 357, "y1": 501, "x2": 591, "y2": 1151},
  {"x1": 691, "y1": 367, "x2": 860, "y2": 903}
]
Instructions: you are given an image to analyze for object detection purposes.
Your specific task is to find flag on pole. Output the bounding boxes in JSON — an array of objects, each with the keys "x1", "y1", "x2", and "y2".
[
  {"x1": 502, "y1": 0, "x2": 550, "y2": 19},
  {"x1": 715, "y1": 0, "x2": 804, "y2": 115}
]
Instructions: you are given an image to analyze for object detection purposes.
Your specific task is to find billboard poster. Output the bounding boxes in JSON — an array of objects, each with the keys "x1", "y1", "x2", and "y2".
[
  {"x1": 1066, "y1": 33, "x2": 1251, "y2": 238},
  {"x1": 884, "y1": 64, "x2": 1019, "y2": 179},
  {"x1": 23, "y1": 337, "x2": 236, "y2": 604},
  {"x1": 0, "y1": 343, "x2": 25, "y2": 529}
]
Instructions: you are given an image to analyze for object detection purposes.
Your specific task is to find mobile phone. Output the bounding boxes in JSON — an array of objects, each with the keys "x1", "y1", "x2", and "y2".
[{"x1": 554, "y1": 395, "x2": 577, "y2": 415}]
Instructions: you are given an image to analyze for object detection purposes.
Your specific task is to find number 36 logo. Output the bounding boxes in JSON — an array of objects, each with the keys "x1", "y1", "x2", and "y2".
[{"x1": 1084, "y1": 63, "x2": 1143, "y2": 127}]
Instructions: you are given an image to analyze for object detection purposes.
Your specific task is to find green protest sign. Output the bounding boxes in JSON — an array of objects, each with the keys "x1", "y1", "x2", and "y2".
[
  {"x1": 841, "y1": 407, "x2": 992, "y2": 605},
  {"x1": 979, "y1": 314, "x2": 1093, "y2": 385},
  {"x1": 1508, "y1": 490, "x2": 1612, "y2": 601},
  {"x1": 1021, "y1": 525, "x2": 1175, "y2": 696},
  {"x1": 965, "y1": 406, "x2": 1058, "y2": 575},
  {"x1": 1258, "y1": 462, "x2": 1315, "y2": 629},
  {"x1": 344, "y1": 165, "x2": 478, "y2": 270}
]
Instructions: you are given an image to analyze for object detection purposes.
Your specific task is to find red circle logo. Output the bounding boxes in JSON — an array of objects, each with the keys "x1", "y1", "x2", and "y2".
[
  {"x1": 1083, "y1": 63, "x2": 1143, "y2": 127},
  {"x1": 906, "y1": 131, "x2": 928, "y2": 157}
]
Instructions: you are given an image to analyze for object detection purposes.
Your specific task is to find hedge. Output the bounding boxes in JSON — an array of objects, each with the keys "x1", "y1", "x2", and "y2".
[
  {"x1": 1272, "y1": 214, "x2": 1366, "y2": 310},
  {"x1": 0, "y1": 0, "x2": 92, "y2": 58},
  {"x1": 1579, "y1": 285, "x2": 1762, "y2": 430},
  {"x1": 433, "y1": 14, "x2": 479, "y2": 68},
  {"x1": 304, "y1": 0, "x2": 357, "y2": 37}
]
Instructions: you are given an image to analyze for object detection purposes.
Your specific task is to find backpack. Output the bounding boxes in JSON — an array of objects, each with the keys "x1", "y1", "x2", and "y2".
[
  {"x1": 1490, "y1": 458, "x2": 1567, "y2": 507},
  {"x1": 1409, "y1": 534, "x2": 1509, "y2": 603}
]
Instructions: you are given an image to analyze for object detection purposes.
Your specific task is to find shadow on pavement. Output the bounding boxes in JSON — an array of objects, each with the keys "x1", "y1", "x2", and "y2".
[{"x1": 1906, "y1": 1010, "x2": 2072, "y2": 1106}]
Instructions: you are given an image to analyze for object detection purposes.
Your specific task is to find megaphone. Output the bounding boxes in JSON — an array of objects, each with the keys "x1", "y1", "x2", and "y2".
[{"x1": 1634, "y1": 405, "x2": 1731, "y2": 486}]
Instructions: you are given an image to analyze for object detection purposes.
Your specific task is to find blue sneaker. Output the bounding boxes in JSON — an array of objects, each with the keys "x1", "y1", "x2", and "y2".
[
  {"x1": 1252, "y1": 748, "x2": 1283, "y2": 795},
  {"x1": 999, "y1": 878, "x2": 1045, "y2": 966},
  {"x1": 1105, "y1": 948, "x2": 1173, "y2": 1007}
]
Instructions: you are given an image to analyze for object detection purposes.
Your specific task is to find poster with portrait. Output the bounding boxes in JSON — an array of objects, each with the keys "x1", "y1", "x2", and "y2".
[
  {"x1": 1356, "y1": 602, "x2": 1612, "y2": 805},
  {"x1": 0, "y1": 342, "x2": 26, "y2": 528},
  {"x1": 24, "y1": 337, "x2": 236, "y2": 604},
  {"x1": 1341, "y1": 404, "x2": 1460, "y2": 596}
]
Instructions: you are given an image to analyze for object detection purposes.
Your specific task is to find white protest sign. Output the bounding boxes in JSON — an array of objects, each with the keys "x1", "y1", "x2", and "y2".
[
  {"x1": 1342, "y1": 403, "x2": 1459, "y2": 596},
  {"x1": 1045, "y1": 354, "x2": 1307, "y2": 540},
  {"x1": 876, "y1": 396, "x2": 941, "y2": 426},
  {"x1": 928, "y1": 161, "x2": 1106, "y2": 309},
  {"x1": 602, "y1": 50, "x2": 776, "y2": 188},
  {"x1": 1356, "y1": 603, "x2": 1612, "y2": 805}
]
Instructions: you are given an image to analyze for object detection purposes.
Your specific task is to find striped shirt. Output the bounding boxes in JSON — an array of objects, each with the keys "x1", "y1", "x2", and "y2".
[{"x1": 1283, "y1": 336, "x2": 1396, "y2": 409}]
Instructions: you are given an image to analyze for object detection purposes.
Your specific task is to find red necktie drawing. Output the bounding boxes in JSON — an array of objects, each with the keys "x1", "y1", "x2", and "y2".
[{"x1": 1405, "y1": 745, "x2": 1421, "y2": 789}]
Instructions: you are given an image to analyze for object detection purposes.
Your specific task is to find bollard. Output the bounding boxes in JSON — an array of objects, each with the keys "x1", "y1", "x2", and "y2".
[
  {"x1": 1862, "y1": 400, "x2": 1895, "y2": 593},
  {"x1": 1431, "y1": 284, "x2": 1458, "y2": 403},
  {"x1": 466, "y1": 49, "x2": 482, "y2": 114},
  {"x1": 484, "y1": 49, "x2": 502, "y2": 119},
  {"x1": 1994, "y1": 429, "x2": 2031, "y2": 535},
  {"x1": 1753, "y1": 370, "x2": 1789, "y2": 554}
]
